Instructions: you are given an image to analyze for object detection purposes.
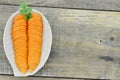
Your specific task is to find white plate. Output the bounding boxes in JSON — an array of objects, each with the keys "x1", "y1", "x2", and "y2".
[{"x1": 3, "y1": 9, "x2": 52, "y2": 76}]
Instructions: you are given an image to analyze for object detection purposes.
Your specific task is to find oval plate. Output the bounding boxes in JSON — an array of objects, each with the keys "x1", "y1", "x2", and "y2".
[{"x1": 3, "y1": 9, "x2": 52, "y2": 76}]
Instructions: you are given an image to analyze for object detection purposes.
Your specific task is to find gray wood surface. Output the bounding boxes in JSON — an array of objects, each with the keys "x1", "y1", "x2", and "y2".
[
  {"x1": 0, "y1": 76, "x2": 82, "y2": 80},
  {"x1": 0, "y1": 5, "x2": 120, "y2": 80},
  {"x1": 1, "y1": 0, "x2": 120, "y2": 11}
]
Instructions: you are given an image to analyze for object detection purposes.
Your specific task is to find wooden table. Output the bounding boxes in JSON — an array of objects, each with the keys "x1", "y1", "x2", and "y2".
[{"x1": 0, "y1": 0, "x2": 120, "y2": 80}]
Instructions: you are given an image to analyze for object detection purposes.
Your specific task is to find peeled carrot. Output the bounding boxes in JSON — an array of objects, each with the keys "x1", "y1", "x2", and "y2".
[
  {"x1": 12, "y1": 14, "x2": 28, "y2": 74},
  {"x1": 28, "y1": 13, "x2": 43, "y2": 73},
  {"x1": 11, "y1": 2, "x2": 43, "y2": 74}
]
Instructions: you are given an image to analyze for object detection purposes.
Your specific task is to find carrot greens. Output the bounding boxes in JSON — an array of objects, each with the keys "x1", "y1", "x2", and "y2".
[{"x1": 20, "y1": 2, "x2": 32, "y2": 21}]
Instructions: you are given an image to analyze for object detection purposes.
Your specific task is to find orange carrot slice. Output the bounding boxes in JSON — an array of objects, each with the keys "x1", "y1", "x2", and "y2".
[
  {"x1": 28, "y1": 13, "x2": 43, "y2": 73},
  {"x1": 12, "y1": 14, "x2": 28, "y2": 74}
]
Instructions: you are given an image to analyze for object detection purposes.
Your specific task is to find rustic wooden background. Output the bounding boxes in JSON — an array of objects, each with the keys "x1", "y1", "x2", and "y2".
[{"x1": 0, "y1": 0, "x2": 120, "y2": 80}]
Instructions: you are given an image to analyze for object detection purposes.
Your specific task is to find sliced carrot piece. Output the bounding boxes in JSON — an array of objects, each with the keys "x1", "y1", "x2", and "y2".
[
  {"x1": 12, "y1": 14, "x2": 28, "y2": 74},
  {"x1": 28, "y1": 13, "x2": 43, "y2": 73}
]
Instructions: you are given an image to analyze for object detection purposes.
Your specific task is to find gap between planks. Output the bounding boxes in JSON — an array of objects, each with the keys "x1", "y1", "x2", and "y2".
[
  {"x1": 1, "y1": 0, "x2": 120, "y2": 12},
  {"x1": 0, "y1": 74, "x2": 109, "y2": 80},
  {"x1": 0, "y1": 3, "x2": 120, "y2": 13}
]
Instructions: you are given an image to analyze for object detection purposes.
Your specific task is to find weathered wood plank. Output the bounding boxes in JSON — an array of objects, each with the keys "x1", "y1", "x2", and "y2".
[
  {"x1": 0, "y1": 5, "x2": 120, "y2": 79},
  {"x1": 0, "y1": 76, "x2": 82, "y2": 80},
  {"x1": 1, "y1": 0, "x2": 120, "y2": 11}
]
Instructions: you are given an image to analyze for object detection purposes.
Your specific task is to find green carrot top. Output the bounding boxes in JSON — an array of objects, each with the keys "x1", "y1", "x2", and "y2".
[{"x1": 20, "y1": 2, "x2": 32, "y2": 21}]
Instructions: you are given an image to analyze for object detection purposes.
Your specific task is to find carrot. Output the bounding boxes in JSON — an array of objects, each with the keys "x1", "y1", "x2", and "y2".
[
  {"x1": 11, "y1": 2, "x2": 43, "y2": 74},
  {"x1": 12, "y1": 14, "x2": 28, "y2": 74},
  {"x1": 28, "y1": 13, "x2": 43, "y2": 73}
]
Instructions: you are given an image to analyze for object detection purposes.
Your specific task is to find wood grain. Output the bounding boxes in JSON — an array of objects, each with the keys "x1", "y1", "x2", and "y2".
[
  {"x1": 1, "y1": 0, "x2": 120, "y2": 11},
  {"x1": 0, "y1": 76, "x2": 82, "y2": 80},
  {"x1": 0, "y1": 5, "x2": 120, "y2": 79}
]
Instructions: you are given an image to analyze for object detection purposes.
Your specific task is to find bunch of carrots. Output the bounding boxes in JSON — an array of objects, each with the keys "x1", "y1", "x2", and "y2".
[{"x1": 12, "y1": 2, "x2": 43, "y2": 74}]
